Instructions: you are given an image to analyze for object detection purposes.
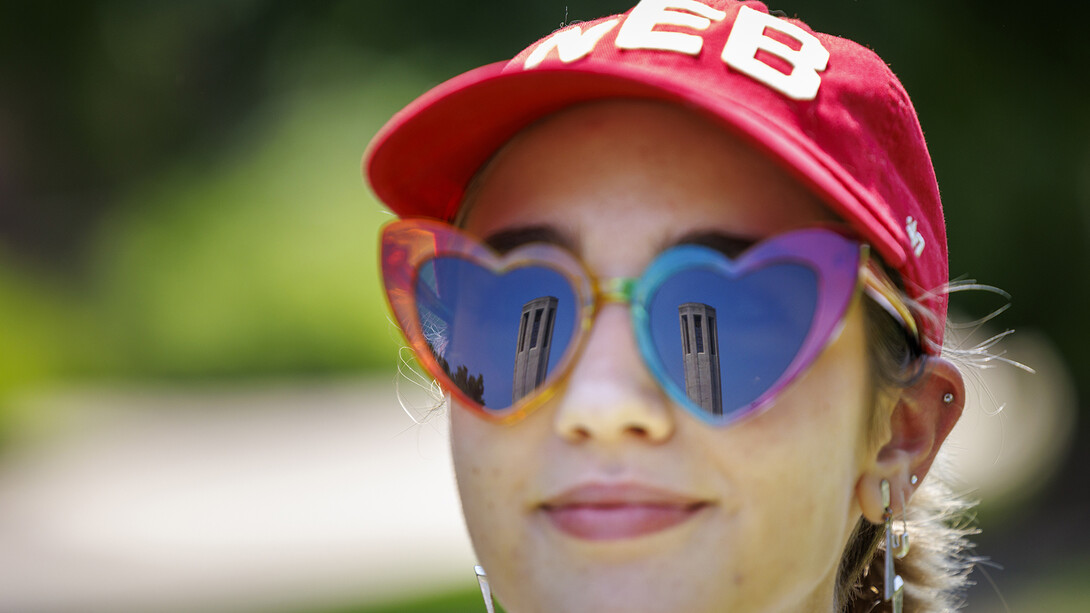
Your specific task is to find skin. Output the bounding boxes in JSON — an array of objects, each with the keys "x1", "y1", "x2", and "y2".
[{"x1": 449, "y1": 100, "x2": 963, "y2": 613}]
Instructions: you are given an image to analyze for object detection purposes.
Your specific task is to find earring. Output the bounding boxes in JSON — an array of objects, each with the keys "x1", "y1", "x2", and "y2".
[
  {"x1": 882, "y1": 479, "x2": 910, "y2": 613},
  {"x1": 475, "y1": 565, "x2": 495, "y2": 613},
  {"x1": 943, "y1": 392, "x2": 954, "y2": 404}
]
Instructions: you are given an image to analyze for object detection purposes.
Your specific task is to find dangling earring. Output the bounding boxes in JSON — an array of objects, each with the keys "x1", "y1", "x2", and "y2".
[
  {"x1": 882, "y1": 479, "x2": 910, "y2": 613},
  {"x1": 475, "y1": 565, "x2": 495, "y2": 613}
]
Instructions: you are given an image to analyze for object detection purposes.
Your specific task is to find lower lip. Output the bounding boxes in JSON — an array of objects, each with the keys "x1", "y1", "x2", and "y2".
[{"x1": 543, "y1": 503, "x2": 707, "y2": 541}]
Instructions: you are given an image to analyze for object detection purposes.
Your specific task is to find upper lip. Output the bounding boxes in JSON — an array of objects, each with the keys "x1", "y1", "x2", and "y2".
[{"x1": 540, "y1": 482, "x2": 710, "y2": 508}]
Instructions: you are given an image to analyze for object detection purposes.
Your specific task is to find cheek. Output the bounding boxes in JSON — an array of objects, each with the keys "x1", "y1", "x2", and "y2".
[
  {"x1": 697, "y1": 317, "x2": 873, "y2": 579},
  {"x1": 449, "y1": 401, "x2": 542, "y2": 560},
  {"x1": 449, "y1": 405, "x2": 507, "y2": 568},
  {"x1": 450, "y1": 404, "x2": 505, "y2": 520}
]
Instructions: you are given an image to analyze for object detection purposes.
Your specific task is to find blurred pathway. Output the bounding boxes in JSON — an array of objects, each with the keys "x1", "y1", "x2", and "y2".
[{"x1": 0, "y1": 378, "x2": 476, "y2": 613}]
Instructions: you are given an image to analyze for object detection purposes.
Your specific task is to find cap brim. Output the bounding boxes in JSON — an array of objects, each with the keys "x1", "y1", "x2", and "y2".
[{"x1": 364, "y1": 60, "x2": 906, "y2": 268}]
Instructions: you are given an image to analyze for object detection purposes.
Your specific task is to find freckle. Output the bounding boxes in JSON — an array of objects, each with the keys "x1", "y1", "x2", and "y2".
[
  {"x1": 491, "y1": 467, "x2": 501, "y2": 478},
  {"x1": 734, "y1": 572, "x2": 745, "y2": 586},
  {"x1": 472, "y1": 466, "x2": 481, "y2": 475}
]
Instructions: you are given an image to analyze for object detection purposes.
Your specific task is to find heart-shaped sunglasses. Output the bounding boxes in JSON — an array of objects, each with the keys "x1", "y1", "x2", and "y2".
[{"x1": 380, "y1": 219, "x2": 919, "y2": 426}]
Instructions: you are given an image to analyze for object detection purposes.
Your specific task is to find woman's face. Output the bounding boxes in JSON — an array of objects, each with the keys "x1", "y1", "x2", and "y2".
[{"x1": 453, "y1": 100, "x2": 882, "y2": 613}]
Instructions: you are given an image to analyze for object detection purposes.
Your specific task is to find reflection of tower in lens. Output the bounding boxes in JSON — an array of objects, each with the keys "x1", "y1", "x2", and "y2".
[
  {"x1": 513, "y1": 296, "x2": 558, "y2": 402},
  {"x1": 679, "y1": 302, "x2": 722, "y2": 415}
]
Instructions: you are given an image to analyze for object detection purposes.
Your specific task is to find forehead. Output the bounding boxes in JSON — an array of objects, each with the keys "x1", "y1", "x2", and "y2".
[{"x1": 461, "y1": 100, "x2": 832, "y2": 255}]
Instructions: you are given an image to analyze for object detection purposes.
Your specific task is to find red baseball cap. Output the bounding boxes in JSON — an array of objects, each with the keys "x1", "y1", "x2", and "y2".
[{"x1": 365, "y1": 0, "x2": 949, "y2": 352}]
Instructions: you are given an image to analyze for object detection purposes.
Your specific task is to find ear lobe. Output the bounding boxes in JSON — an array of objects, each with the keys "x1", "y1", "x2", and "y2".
[{"x1": 857, "y1": 356, "x2": 965, "y2": 524}]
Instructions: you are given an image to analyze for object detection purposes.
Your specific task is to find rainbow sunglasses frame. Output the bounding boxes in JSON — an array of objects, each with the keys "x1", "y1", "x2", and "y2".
[{"x1": 380, "y1": 218, "x2": 920, "y2": 426}]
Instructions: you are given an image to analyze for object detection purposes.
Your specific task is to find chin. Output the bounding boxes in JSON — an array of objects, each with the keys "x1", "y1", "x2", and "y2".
[{"x1": 482, "y1": 542, "x2": 742, "y2": 613}]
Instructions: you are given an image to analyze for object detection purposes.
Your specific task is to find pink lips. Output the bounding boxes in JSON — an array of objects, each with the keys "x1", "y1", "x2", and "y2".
[{"x1": 540, "y1": 484, "x2": 710, "y2": 541}]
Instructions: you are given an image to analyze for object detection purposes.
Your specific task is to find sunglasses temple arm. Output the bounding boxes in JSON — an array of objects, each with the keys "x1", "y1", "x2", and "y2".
[
  {"x1": 862, "y1": 266, "x2": 921, "y2": 348},
  {"x1": 475, "y1": 565, "x2": 496, "y2": 613}
]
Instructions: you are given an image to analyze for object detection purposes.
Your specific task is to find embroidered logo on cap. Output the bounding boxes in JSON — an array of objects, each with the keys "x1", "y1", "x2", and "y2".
[
  {"x1": 906, "y1": 216, "x2": 926, "y2": 257},
  {"x1": 523, "y1": 1, "x2": 830, "y2": 100}
]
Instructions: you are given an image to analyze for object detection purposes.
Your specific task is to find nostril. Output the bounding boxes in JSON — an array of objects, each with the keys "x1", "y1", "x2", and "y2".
[
  {"x1": 569, "y1": 426, "x2": 591, "y2": 441},
  {"x1": 625, "y1": 425, "x2": 649, "y2": 437}
]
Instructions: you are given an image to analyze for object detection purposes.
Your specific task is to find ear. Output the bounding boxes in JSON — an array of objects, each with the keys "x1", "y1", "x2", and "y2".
[{"x1": 856, "y1": 356, "x2": 965, "y2": 524}]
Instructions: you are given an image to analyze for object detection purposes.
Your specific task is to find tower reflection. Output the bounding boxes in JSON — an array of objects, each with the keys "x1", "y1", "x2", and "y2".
[
  {"x1": 679, "y1": 302, "x2": 722, "y2": 415},
  {"x1": 512, "y1": 296, "x2": 558, "y2": 402}
]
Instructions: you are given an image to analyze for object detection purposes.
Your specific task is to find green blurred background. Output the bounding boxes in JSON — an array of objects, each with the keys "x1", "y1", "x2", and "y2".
[{"x1": 0, "y1": 1, "x2": 1086, "y2": 611}]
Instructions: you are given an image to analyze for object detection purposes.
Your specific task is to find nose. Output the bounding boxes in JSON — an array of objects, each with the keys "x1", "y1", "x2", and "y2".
[{"x1": 553, "y1": 304, "x2": 675, "y2": 444}]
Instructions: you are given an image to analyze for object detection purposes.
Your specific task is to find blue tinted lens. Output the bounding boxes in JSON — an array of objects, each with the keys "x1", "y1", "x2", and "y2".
[
  {"x1": 645, "y1": 263, "x2": 818, "y2": 419},
  {"x1": 415, "y1": 257, "x2": 578, "y2": 411}
]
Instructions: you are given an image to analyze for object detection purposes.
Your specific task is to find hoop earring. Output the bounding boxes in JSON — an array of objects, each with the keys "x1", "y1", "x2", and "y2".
[{"x1": 882, "y1": 479, "x2": 910, "y2": 613}]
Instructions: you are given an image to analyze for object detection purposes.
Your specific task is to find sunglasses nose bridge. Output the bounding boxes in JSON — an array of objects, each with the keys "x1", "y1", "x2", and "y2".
[{"x1": 597, "y1": 277, "x2": 637, "y2": 305}]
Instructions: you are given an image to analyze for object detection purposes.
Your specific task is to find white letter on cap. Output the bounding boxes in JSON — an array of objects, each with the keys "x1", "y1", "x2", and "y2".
[
  {"x1": 524, "y1": 19, "x2": 621, "y2": 69},
  {"x1": 615, "y1": 0, "x2": 726, "y2": 56},
  {"x1": 721, "y1": 6, "x2": 830, "y2": 100}
]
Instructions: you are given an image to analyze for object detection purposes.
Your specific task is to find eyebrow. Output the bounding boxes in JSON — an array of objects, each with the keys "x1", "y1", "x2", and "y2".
[
  {"x1": 671, "y1": 230, "x2": 756, "y2": 258},
  {"x1": 483, "y1": 226, "x2": 756, "y2": 259},
  {"x1": 482, "y1": 225, "x2": 578, "y2": 254}
]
